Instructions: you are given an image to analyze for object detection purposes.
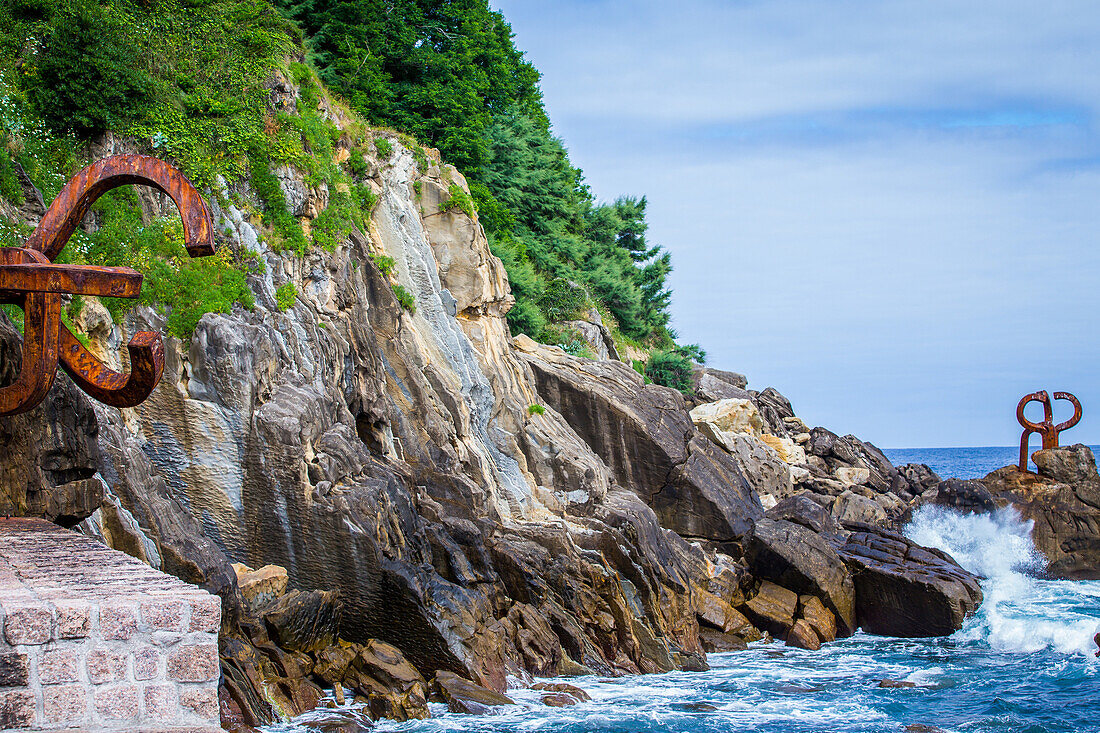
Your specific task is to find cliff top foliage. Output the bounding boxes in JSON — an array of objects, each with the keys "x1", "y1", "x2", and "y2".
[{"x1": 0, "y1": 0, "x2": 702, "y2": 385}]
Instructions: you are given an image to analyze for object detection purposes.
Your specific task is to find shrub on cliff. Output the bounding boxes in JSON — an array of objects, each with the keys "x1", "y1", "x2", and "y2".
[{"x1": 645, "y1": 350, "x2": 694, "y2": 395}]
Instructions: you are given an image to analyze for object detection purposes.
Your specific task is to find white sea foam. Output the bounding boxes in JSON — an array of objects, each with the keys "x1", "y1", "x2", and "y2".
[{"x1": 906, "y1": 505, "x2": 1100, "y2": 655}]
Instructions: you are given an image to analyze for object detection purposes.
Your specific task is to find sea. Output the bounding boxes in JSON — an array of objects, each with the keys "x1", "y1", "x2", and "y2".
[
  {"x1": 267, "y1": 448, "x2": 1100, "y2": 733},
  {"x1": 881, "y1": 445, "x2": 1100, "y2": 481}
]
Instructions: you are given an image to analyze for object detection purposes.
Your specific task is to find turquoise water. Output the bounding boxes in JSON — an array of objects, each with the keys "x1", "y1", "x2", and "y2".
[
  {"x1": 882, "y1": 445, "x2": 1100, "y2": 481},
  {"x1": 270, "y1": 455, "x2": 1100, "y2": 733}
]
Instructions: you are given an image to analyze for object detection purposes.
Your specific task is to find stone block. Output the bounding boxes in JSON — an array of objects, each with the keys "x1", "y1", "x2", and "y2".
[
  {"x1": 100, "y1": 603, "x2": 138, "y2": 640},
  {"x1": 151, "y1": 631, "x2": 184, "y2": 647},
  {"x1": 0, "y1": 651, "x2": 28, "y2": 687},
  {"x1": 43, "y1": 683, "x2": 88, "y2": 724},
  {"x1": 0, "y1": 689, "x2": 35, "y2": 728},
  {"x1": 3, "y1": 603, "x2": 53, "y2": 645},
  {"x1": 39, "y1": 648, "x2": 80, "y2": 684},
  {"x1": 141, "y1": 600, "x2": 184, "y2": 632},
  {"x1": 86, "y1": 647, "x2": 127, "y2": 684},
  {"x1": 95, "y1": 683, "x2": 139, "y2": 720},
  {"x1": 134, "y1": 645, "x2": 160, "y2": 680},
  {"x1": 144, "y1": 683, "x2": 177, "y2": 721},
  {"x1": 188, "y1": 595, "x2": 221, "y2": 633},
  {"x1": 55, "y1": 600, "x2": 91, "y2": 639},
  {"x1": 180, "y1": 685, "x2": 219, "y2": 720},
  {"x1": 167, "y1": 643, "x2": 219, "y2": 682}
]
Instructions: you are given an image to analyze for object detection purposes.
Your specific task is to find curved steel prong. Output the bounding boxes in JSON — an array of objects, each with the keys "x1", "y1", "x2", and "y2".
[
  {"x1": 1052, "y1": 392, "x2": 1083, "y2": 434},
  {"x1": 1016, "y1": 391, "x2": 1052, "y2": 433},
  {"x1": 23, "y1": 154, "x2": 214, "y2": 261},
  {"x1": 58, "y1": 328, "x2": 164, "y2": 408}
]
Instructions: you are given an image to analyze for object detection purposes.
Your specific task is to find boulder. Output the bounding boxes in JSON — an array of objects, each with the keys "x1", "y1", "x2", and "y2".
[
  {"x1": 691, "y1": 427, "x2": 793, "y2": 506},
  {"x1": 1033, "y1": 444, "x2": 1100, "y2": 484},
  {"x1": 755, "y1": 435, "x2": 805, "y2": 466},
  {"x1": 563, "y1": 318, "x2": 619, "y2": 362},
  {"x1": 347, "y1": 639, "x2": 429, "y2": 721},
  {"x1": 433, "y1": 670, "x2": 515, "y2": 714},
  {"x1": 233, "y1": 563, "x2": 289, "y2": 612},
  {"x1": 745, "y1": 519, "x2": 855, "y2": 636},
  {"x1": 785, "y1": 619, "x2": 821, "y2": 650},
  {"x1": 692, "y1": 366, "x2": 748, "y2": 396},
  {"x1": 798, "y1": 595, "x2": 836, "y2": 643},
  {"x1": 530, "y1": 682, "x2": 590, "y2": 703},
  {"x1": 741, "y1": 580, "x2": 797, "y2": 638},
  {"x1": 699, "y1": 628, "x2": 751, "y2": 652},
  {"x1": 312, "y1": 643, "x2": 358, "y2": 685},
  {"x1": 765, "y1": 494, "x2": 839, "y2": 536},
  {"x1": 835, "y1": 467, "x2": 871, "y2": 486},
  {"x1": 898, "y1": 464, "x2": 940, "y2": 495},
  {"x1": 750, "y1": 388, "x2": 797, "y2": 437},
  {"x1": 833, "y1": 491, "x2": 888, "y2": 526},
  {"x1": 523, "y1": 346, "x2": 763, "y2": 546},
  {"x1": 690, "y1": 399, "x2": 763, "y2": 436},
  {"x1": 836, "y1": 524, "x2": 982, "y2": 637},
  {"x1": 695, "y1": 590, "x2": 756, "y2": 636},
  {"x1": 928, "y1": 478, "x2": 996, "y2": 512},
  {"x1": 262, "y1": 590, "x2": 341, "y2": 654}
]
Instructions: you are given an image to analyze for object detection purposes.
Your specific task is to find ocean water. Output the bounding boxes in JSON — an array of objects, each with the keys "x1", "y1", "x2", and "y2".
[
  {"x1": 882, "y1": 445, "x2": 1100, "y2": 480},
  {"x1": 268, "y1": 460, "x2": 1100, "y2": 733}
]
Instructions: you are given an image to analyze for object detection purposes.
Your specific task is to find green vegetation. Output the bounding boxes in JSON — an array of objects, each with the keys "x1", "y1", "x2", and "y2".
[
  {"x1": 0, "y1": 0, "x2": 703, "y2": 363},
  {"x1": 370, "y1": 253, "x2": 396, "y2": 277},
  {"x1": 275, "y1": 282, "x2": 298, "y2": 311},
  {"x1": 527, "y1": 404, "x2": 545, "y2": 416},
  {"x1": 645, "y1": 350, "x2": 694, "y2": 395},
  {"x1": 391, "y1": 283, "x2": 416, "y2": 313},
  {"x1": 440, "y1": 182, "x2": 475, "y2": 217},
  {"x1": 277, "y1": 0, "x2": 698, "y2": 356}
]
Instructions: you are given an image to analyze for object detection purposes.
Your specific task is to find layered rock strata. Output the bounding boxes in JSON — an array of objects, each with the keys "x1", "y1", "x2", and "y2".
[{"x1": 0, "y1": 75, "x2": 988, "y2": 729}]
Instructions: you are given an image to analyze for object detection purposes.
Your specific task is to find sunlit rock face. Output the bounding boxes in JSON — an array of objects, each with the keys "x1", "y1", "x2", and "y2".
[
  {"x1": 0, "y1": 82, "x2": 990, "y2": 728},
  {"x1": 0, "y1": 129, "x2": 716, "y2": 707}
]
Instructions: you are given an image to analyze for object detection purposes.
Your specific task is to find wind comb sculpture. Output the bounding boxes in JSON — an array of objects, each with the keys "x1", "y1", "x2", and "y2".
[
  {"x1": 0, "y1": 154, "x2": 214, "y2": 416},
  {"x1": 1016, "y1": 390, "x2": 1082, "y2": 471}
]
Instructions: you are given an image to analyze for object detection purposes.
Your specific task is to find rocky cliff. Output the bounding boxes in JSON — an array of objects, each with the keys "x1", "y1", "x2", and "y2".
[{"x1": 0, "y1": 74, "x2": 984, "y2": 728}]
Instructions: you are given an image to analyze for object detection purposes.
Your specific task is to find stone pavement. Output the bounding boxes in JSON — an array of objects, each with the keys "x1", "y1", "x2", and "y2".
[{"x1": 0, "y1": 518, "x2": 221, "y2": 731}]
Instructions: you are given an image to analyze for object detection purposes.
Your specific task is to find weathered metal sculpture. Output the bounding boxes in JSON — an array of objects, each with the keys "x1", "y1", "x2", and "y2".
[
  {"x1": 0, "y1": 154, "x2": 214, "y2": 416},
  {"x1": 1016, "y1": 390, "x2": 1082, "y2": 471}
]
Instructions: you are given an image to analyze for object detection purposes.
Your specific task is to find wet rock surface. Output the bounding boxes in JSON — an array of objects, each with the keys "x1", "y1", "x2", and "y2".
[
  {"x1": 836, "y1": 523, "x2": 983, "y2": 637},
  {"x1": 979, "y1": 444, "x2": 1100, "y2": 578}
]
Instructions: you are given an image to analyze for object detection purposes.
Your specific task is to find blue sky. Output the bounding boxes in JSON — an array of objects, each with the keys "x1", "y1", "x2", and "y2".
[{"x1": 491, "y1": 0, "x2": 1100, "y2": 448}]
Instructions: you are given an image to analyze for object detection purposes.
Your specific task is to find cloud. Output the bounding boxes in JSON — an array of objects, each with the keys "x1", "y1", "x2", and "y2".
[{"x1": 493, "y1": 0, "x2": 1100, "y2": 447}]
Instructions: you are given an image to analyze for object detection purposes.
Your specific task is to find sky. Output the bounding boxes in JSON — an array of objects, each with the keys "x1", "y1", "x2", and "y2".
[{"x1": 491, "y1": 0, "x2": 1100, "y2": 448}]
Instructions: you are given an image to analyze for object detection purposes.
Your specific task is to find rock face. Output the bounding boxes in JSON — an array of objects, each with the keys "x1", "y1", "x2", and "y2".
[
  {"x1": 836, "y1": 524, "x2": 983, "y2": 637},
  {"x1": 0, "y1": 74, "x2": 988, "y2": 728},
  {"x1": 0, "y1": 320, "x2": 105, "y2": 526},
  {"x1": 0, "y1": 127, "x2": 731, "y2": 726},
  {"x1": 745, "y1": 519, "x2": 855, "y2": 636},
  {"x1": 520, "y1": 344, "x2": 763, "y2": 550},
  {"x1": 981, "y1": 444, "x2": 1100, "y2": 578}
]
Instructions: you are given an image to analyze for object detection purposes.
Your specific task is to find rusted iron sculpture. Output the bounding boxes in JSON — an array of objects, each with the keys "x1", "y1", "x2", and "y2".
[
  {"x1": 0, "y1": 155, "x2": 214, "y2": 416},
  {"x1": 1016, "y1": 390, "x2": 1082, "y2": 471}
]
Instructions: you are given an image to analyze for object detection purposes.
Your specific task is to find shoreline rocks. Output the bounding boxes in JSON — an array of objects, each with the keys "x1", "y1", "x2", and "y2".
[
  {"x1": 979, "y1": 444, "x2": 1100, "y2": 579},
  {"x1": 0, "y1": 93, "x2": 996, "y2": 731},
  {"x1": 836, "y1": 523, "x2": 983, "y2": 637}
]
